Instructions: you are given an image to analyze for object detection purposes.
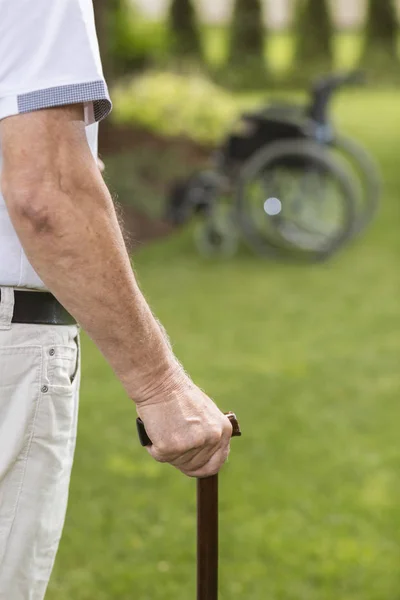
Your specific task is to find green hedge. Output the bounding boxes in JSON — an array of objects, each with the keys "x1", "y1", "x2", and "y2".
[{"x1": 112, "y1": 71, "x2": 239, "y2": 144}]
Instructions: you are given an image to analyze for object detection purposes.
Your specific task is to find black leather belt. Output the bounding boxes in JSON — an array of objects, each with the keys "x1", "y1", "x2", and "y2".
[{"x1": 0, "y1": 290, "x2": 76, "y2": 325}]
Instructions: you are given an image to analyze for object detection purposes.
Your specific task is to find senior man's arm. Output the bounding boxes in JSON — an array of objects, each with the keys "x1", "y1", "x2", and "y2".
[{"x1": 0, "y1": 104, "x2": 232, "y2": 478}]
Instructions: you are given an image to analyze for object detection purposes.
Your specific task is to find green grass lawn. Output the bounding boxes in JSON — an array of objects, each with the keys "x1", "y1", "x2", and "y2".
[{"x1": 47, "y1": 90, "x2": 400, "y2": 600}]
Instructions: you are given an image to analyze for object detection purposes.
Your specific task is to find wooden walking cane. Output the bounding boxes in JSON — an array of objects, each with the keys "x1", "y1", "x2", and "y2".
[{"x1": 136, "y1": 412, "x2": 241, "y2": 600}]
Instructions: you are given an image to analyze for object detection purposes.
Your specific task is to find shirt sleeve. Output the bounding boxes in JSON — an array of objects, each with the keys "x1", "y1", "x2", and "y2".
[{"x1": 0, "y1": 0, "x2": 112, "y2": 125}]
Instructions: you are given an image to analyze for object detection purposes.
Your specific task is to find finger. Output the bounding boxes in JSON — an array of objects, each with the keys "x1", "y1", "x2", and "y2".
[
  {"x1": 170, "y1": 418, "x2": 231, "y2": 472},
  {"x1": 144, "y1": 413, "x2": 233, "y2": 467},
  {"x1": 181, "y1": 443, "x2": 231, "y2": 479},
  {"x1": 146, "y1": 436, "x2": 209, "y2": 464},
  {"x1": 145, "y1": 446, "x2": 168, "y2": 463},
  {"x1": 170, "y1": 442, "x2": 219, "y2": 473},
  {"x1": 148, "y1": 438, "x2": 220, "y2": 470},
  {"x1": 179, "y1": 416, "x2": 231, "y2": 473},
  {"x1": 222, "y1": 414, "x2": 234, "y2": 443}
]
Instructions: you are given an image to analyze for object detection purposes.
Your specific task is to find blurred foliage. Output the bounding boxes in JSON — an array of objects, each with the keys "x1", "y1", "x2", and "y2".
[
  {"x1": 104, "y1": 146, "x2": 206, "y2": 218},
  {"x1": 96, "y1": 0, "x2": 400, "y2": 89},
  {"x1": 168, "y1": 0, "x2": 203, "y2": 60},
  {"x1": 108, "y1": 32, "x2": 367, "y2": 149},
  {"x1": 108, "y1": 1, "x2": 168, "y2": 75},
  {"x1": 360, "y1": 0, "x2": 399, "y2": 80},
  {"x1": 293, "y1": 0, "x2": 334, "y2": 80},
  {"x1": 105, "y1": 151, "x2": 164, "y2": 217},
  {"x1": 112, "y1": 71, "x2": 238, "y2": 144}
]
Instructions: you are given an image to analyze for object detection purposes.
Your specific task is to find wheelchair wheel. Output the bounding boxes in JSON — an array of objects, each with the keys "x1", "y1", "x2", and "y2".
[
  {"x1": 331, "y1": 135, "x2": 382, "y2": 235},
  {"x1": 194, "y1": 204, "x2": 238, "y2": 259},
  {"x1": 234, "y1": 139, "x2": 358, "y2": 262},
  {"x1": 165, "y1": 170, "x2": 226, "y2": 225}
]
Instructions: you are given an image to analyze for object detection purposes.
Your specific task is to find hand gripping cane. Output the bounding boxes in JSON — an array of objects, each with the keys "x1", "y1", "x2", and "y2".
[{"x1": 137, "y1": 412, "x2": 241, "y2": 600}]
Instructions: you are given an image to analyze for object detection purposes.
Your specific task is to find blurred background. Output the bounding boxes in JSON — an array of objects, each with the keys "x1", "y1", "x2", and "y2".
[{"x1": 47, "y1": 1, "x2": 400, "y2": 599}]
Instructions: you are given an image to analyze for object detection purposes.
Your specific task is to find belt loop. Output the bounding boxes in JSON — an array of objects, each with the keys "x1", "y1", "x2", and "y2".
[{"x1": 0, "y1": 287, "x2": 15, "y2": 330}]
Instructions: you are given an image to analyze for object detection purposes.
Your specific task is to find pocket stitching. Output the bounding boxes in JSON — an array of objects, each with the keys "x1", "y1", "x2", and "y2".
[
  {"x1": 0, "y1": 346, "x2": 42, "y2": 356},
  {"x1": 45, "y1": 341, "x2": 79, "y2": 391}
]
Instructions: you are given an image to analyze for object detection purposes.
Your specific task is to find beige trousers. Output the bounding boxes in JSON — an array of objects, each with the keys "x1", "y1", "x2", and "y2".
[{"x1": 0, "y1": 288, "x2": 80, "y2": 600}]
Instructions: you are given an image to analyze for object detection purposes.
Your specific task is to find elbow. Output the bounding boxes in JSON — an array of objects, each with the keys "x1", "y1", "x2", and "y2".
[
  {"x1": 18, "y1": 199, "x2": 54, "y2": 235},
  {"x1": 1, "y1": 161, "x2": 94, "y2": 235},
  {"x1": 2, "y1": 180, "x2": 56, "y2": 235},
  {"x1": 2, "y1": 158, "x2": 104, "y2": 236}
]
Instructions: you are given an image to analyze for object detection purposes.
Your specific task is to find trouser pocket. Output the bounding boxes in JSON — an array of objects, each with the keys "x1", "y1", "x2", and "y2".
[
  {"x1": 0, "y1": 346, "x2": 42, "y2": 567},
  {"x1": 43, "y1": 335, "x2": 80, "y2": 391}
]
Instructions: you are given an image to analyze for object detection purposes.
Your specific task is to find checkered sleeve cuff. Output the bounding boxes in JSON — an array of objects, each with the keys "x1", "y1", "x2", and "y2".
[{"x1": 17, "y1": 80, "x2": 112, "y2": 123}]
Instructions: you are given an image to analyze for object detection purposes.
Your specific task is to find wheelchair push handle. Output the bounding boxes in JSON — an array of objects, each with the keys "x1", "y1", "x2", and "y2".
[
  {"x1": 308, "y1": 70, "x2": 366, "y2": 124},
  {"x1": 313, "y1": 70, "x2": 366, "y2": 91}
]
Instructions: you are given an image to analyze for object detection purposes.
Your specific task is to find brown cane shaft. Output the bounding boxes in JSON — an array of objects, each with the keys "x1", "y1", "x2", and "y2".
[
  {"x1": 197, "y1": 474, "x2": 219, "y2": 600},
  {"x1": 136, "y1": 412, "x2": 240, "y2": 600}
]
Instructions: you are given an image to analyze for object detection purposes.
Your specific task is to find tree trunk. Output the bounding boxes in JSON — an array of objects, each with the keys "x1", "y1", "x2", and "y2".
[
  {"x1": 228, "y1": 0, "x2": 266, "y2": 69},
  {"x1": 168, "y1": 0, "x2": 203, "y2": 59},
  {"x1": 293, "y1": 0, "x2": 333, "y2": 76},
  {"x1": 360, "y1": 0, "x2": 399, "y2": 72}
]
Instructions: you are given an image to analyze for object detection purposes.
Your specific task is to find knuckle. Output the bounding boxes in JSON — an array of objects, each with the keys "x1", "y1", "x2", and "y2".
[
  {"x1": 161, "y1": 442, "x2": 192, "y2": 460},
  {"x1": 153, "y1": 442, "x2": 179, "y2": 462},
  {"x1": 192, "y1": 431, "x2": 207, "y2": 449},
  {"x1": 155, "y1": 441, "x2": 169, "y2": 456},
  {"x1": 206, "y1": 425, "x2": 222, "y2": 446},
  {"x1": 224, "y1": 418, "x2": 234, "y2": 436},
  {"x1": 171, "y1": 440, "x2": 191, "y2": 456}
]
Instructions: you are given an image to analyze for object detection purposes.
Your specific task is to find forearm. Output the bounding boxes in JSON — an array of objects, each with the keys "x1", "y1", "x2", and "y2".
[
  {"x1": 0, "y1": 82, "x2": 231, "y2": 478},
  {"x1": 2, "y1": 161, "x2": 184, "y2": 402}
]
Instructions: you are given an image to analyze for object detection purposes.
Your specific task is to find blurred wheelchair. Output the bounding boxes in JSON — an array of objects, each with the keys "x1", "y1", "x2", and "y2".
[{"x1": 166, "y1": 71, "x2": 381, "y2": 262}]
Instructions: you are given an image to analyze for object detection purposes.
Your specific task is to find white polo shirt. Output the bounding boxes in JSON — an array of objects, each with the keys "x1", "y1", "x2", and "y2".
[{"x1": 0, "y1": 0, "x2": 112, "y2": 290}]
